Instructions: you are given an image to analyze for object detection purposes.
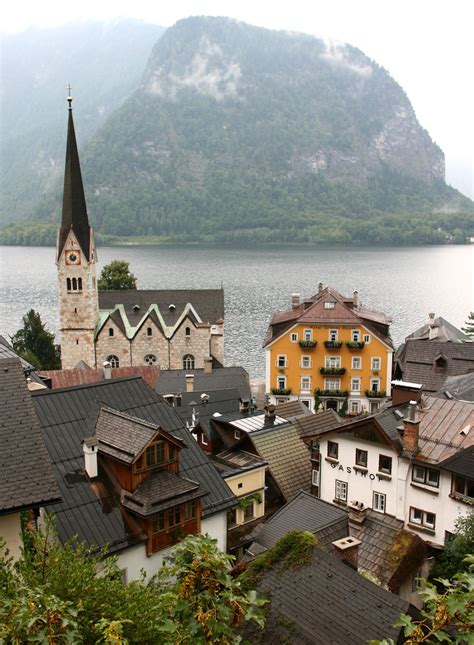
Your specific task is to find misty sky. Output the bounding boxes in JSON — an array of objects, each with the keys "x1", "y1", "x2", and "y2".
[{"x1": 2, "y1": 0, "x2": 473, "y2": 197}]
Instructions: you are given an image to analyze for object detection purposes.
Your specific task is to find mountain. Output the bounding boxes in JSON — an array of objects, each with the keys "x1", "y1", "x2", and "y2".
[
  {"x1": 2, "y1": 16, "x2": 473, "y2": 245},
  {"x1": 0, "y1": 19, "x2": 164, "y2": 223}
]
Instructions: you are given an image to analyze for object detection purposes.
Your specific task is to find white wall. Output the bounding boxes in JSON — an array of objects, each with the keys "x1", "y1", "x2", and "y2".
[
  {"x1": 0, "y1": 512, "x2": 23, "y2": 561},
  {"x1": 201, "y1": 511, "x2": 228, "y2": 553}
]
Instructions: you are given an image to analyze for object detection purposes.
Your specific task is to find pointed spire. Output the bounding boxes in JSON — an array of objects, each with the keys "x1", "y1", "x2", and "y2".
[{"x1": 57, "y1": 94, "x2": 91, "y2": 261}]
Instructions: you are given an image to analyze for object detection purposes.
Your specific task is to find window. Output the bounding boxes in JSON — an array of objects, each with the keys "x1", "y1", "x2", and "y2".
[
  {"x1": 324, "y1": 301, "x2": 336, "y2": 309},
  {"x1": 201, "y1": 433, "x2": 208, "y2": 446},
  {"x1": 168, "y1": 506, "x2": 181, "y2": 528},
  {"x1": 327, "y1": 441, "x2": 339, "y2": 459},
  {"x1": 370, "y1": 378, "x2": 380, "y2": 392},
  {"x1": 183, "y1": 354, "x2": 195, "y2": 369},
  {"x1": 234, "y1": 429, "x2": 241, "y2": 440},
  {"x1": 363, "y1": 334, "x2": 371, "y2": 343},
  {"x1": 185, "y1": 326, "x2": 191, "y2": 336},
  {"x1": 243, "y1": 498, "x2": 255, "y2": 522},
  {"x1": 72, "y1": 277, "x2": 77, "y2": 290},
  {"x1": 146, "y1": 441, "x2": 165, "y2": 468},
  {"x1": 412, "y1": 465, "x2": 440, "y2": 488},
  {"x1": 78, "y1": 277, "x2": 82, "y2": 291},
  {"x1": 277, "y1": 355, "x2": 287, "y2": 368},
  {"x1": 108, "y1": 328, "x2": 114, "y2": 337},
  {"x1": 66, "y1": 278, "x2": 71, "y2": 291},
  {"x1": 303, "y1": 329, "x2": 312, "y2": 341},
  {"x1": 409, "y1": 507, "x2": 436, "y2": 530},
  {"x1": 301, "y1": 376, "x2": 311, "y2": 391},
  {"x1": 152, "y1": 511, "x2": 165, "y2": 533},
  {"x1": 355, "y1": 449, "x2": 368, "y2": 467},
  {"x1": 335, "y1": 480, "x2": 347, "y2": 503},
  {"x1": 168, "y1": 445, "x2": 176, "y2": 463},
  {"x1": 324, "y1": 377, "x2": 340, "y2": 391},
  {"x1": 301, "y1": 355, "x2": 311, "y2": 368},
  {"x1": 107, "y1": 355, "x2": 119, "y2": 368},
  {"x1": 290, "y1": 332, "x2": 298, "y2": 342},
  {"x1": 452, "y1": 475, "x2": 474, "y2": 499},
  {"x1": 184, "y1": 500, "x2": 196, "y2": 521},
  {"x1": 329, "y1": 329, "x2": 338, "y2": 341},
  {"x1": 350, "y1": 377, "x2": 361, "y2": 393},
  {"x1": 350, "y1": 400, "x2": 360, "y2": 414},
  {"x1": 371, "y1": 357, "x2": 381, "y2": 370},
  {"x1": 147, "y1": 326, "x2": 152, "y2": 336},
  {"x1": 370, "y1": 400, "x2": 380, "y2": 413},
  {"x1": 373, "y1": 492, "x2": 386, "y2": 513},
  {"x1": 228, "y1": 508, "x2": 237, "y2": 527},
  {"x1": 277, "y1": 376, "x2": 286, "y2": 389},
  {"x1": 352, "y1": 357, "x2": 361, "y2": 370},
  {"x1": 325, "y1": 356, "x2": 341, "y2": 368},
  {"x1": 144, "y1": 354, "x2": 157, "y2": 365},
  {"x1": 378, "y1": 454, "x2": 392, "y2": 474},
  {"x1": 351, "y1": 330, "x2": 360, "y2": 342},
  {"x1": 312, "y1": 468, "x2": 320, "y2": 487}
]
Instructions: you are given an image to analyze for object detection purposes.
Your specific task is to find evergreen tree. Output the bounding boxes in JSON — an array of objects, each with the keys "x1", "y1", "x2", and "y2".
[
  {"x1": 10, "y1": 309, "x2": 61, "y2": 369},
  {"x1": 98, "y1": 260, "x2": 137, "y2": 290},
  {"x1": 462, "y1": 312, "x2": 474, "y2": 337}
]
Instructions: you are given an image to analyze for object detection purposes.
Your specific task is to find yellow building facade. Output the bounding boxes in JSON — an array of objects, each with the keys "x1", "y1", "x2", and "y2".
[{"x1": 264, "y1": 286, "x2": 393, "y2": 413}]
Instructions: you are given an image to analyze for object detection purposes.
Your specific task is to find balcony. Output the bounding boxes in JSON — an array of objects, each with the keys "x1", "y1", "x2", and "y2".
[
  {"x1": 346, "y1": 341, "x2": 365, "y2": 350},
  {"x1": 365, "y1": 389, "x2": 386, "y2": 398},
  {"x1": 324, "y1": 341, "x2": 343, "y2": 349},
  {"x1": 315, "y1": 388, "x2": 348, "y2": 398},
  {"x1": 299, "y1": 339, "x2": 317, "y2": 348},
  {"x1": 271, "y1": 387, "x2": 292, "y2": 395},
  {"x1": 320, "y1": 367, "x2": 346, "y2": 375}
]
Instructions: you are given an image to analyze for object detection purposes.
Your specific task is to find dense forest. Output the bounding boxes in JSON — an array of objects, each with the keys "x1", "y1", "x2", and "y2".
[{"x1": 2, "y1": 17, "x2": 473, "y2": 246}]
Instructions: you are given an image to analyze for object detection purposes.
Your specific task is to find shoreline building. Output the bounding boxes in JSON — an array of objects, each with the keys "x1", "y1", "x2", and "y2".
[
  {"x1": 56, "y1": 97, "x2": 224, "y2": 370},
  {"x1": 264, "y1": 285, "x2": 394, "y2": 412}
]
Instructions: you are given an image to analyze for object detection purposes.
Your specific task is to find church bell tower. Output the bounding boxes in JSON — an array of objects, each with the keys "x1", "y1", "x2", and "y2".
[{"x1": 56, "y1": 94, "x2": 99, "y2": 369}]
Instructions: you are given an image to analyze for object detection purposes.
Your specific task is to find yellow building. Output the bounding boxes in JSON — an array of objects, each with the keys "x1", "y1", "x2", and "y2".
[{"x1": 264, "y1": 286, "x2": 394, "y2": 413}]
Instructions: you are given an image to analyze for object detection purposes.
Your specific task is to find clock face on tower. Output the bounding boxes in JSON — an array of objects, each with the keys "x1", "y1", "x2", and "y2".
[{"x1": 65, "y1": 250, "x2": 81, "y2": 265}]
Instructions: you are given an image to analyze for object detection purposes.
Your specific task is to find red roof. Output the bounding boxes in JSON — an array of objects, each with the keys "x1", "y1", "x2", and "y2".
[{"x1": 39, "y1": 366, "x2": 160, "y2": 390}]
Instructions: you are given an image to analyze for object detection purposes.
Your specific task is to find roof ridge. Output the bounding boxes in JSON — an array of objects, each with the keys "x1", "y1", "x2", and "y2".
[{"x1": 98, "y1": 404, "x2": 160, "y2": 432}]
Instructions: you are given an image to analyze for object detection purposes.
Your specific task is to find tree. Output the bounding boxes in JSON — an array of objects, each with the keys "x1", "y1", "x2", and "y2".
[
  {"x1": 98, "y1": 260, "x2": 137, "y2": 290},
  {"x1": 371, "y1": 556, "x2": 474, "y2": 645},
  {"x1": 462, "y1": 312, "x2": 474, "y2": 338},
  {"x1": 430, "y1": 512, "x2": 474, "y2": 581},
  {"x1": 10, "y1": 309, "x2": 61, "y2": 369},
  {"x1": 0, "y1": 518, "x2": 265, "y2": 643}
]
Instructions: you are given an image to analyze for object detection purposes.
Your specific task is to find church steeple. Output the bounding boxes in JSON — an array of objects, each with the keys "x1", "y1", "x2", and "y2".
[{"x1": 57, "y1": 94, "x2": 91, "y2": 261}]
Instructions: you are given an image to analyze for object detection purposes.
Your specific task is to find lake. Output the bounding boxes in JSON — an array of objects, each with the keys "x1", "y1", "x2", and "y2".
[{"x1": 0, "y1": 244, "x2": 472, "y2": 378}]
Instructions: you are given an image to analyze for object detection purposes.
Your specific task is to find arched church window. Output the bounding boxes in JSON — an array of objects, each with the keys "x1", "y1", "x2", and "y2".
[
  {"x1": 183, "y1": 354, "x2": 195, "y2": 370},
  {"x1": 185, "y1": 326, "x2": 191, "y2": 336},
  {"x1": 144, "y1": 354, "x2": 157, "y2": 366},
  {"x1": 107, "y1": 355, "x2": 120, "y2": 368},
  {"x1": 66, "y1": 278, "x2": 71, "y2": 291},
  {"x1": 78, "y1": 277, "x2": 82, "y2": 291},
  {"x1": 109, "y1": 328, "x2": 114, "y2": 337},
  {"x1": 72, "y1": 277, "x2": 77, "y2": 290},
  {"x1": 147, "y1": 327, "x2": 153, "y2": 336}
]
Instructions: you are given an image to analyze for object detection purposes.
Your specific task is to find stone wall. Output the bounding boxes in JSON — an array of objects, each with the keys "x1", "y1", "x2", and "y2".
[
  {"x1": 130, "y1": 316, "x2": 170, "y2": 368},
  {"x1": 169, "y1": 321, "x2": 211, "y2": 370}
]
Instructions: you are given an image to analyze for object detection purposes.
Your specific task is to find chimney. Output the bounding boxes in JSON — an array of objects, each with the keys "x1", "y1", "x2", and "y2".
[
  {"x1": 318, "y1": 282, "x2": 324, "y2": 293},
  {"x1": 264, "y1": 403, "x2": 276, "y2": 425},
  {"x1": 331, "y1": 536, "x2": 361, "y2": 570},
  {"x1": 353, "y1": 290, "x2": 359, "y2": 308},
  {"x1": 347, "y1": 501, "x2": 367, "y2": 540},
  {"x1": 402, "y1": 400, "x2": 420, "y2": 454},
  {"x1": 204, "y1": 357, "x2": 213, "y2": 374},
  {"x1": 103, "y1": 361, "x2": 112, "y2": 380},
  {"x1": 240, "y1": 398, "x2": 250, "y2": 415},
  {"x1": 428, "y1": 313, "x2": 438, "y2": 340},
  {"x1": 83, "y1": 437, "x2": 98, "y2": 479},
  {"x1": 391, "y1": 380, "x2": 422, "y2": 406},
  {"x1": 175, "y1": 393, "x2": 182, "y2": 407},
  {"x1": 185, "y1": 374, "x2": 194, "y2": 393},
  {"x1": 291, "y1": 293, "x2": 301, "y2": 309}
]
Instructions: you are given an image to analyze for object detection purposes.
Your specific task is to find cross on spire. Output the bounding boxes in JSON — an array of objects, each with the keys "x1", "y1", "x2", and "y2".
[{"x1": 67, "y1": 84, "x2": 73, "y2": 109}]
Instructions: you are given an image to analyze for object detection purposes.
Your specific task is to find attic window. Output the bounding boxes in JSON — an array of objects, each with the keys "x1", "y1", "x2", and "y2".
[
  {"x1": 324, "y1": 301, "x2": 336, "y2": 309},
  {"x1": 146, "y1": 441, "x2": 165, "y2": 468}
]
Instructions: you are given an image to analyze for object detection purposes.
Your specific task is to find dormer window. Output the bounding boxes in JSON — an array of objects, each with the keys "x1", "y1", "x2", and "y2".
[
  {"x1": 434, "y1": 355, "x2": 447, "y2": 369},
  {"x1": 324, "y1": 301, "x2": 336, "y2": 309},
  {"x1": 146, "y1": 441, "x2": 165, "y2": 468}
]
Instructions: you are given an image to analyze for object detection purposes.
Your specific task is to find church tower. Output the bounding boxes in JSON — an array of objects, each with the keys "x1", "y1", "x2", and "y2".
[{"x1": 56, "y1": 95, "x2": 99, "y2": 369}]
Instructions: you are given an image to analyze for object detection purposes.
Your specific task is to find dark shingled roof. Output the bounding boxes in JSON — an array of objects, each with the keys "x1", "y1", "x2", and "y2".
[
  {"x1": 249, "y1": 491, "x2": 348, "y2": 554},
  {"x1": 440, "y1": 445, "x2": 474, "y2": 478},
  {"x1": 99, "y1": 288, "x2": 224, "y2": 328},
  {"x1": 405, "y1": 316, "x2": 470, "y2": 342},
  {"x1": 32, "y1": 377, "x2": 236, "y2": 551},
  {"x1": 121, "y1": 469, "x2": 205, "y2": 516},
  {"x1": 0, "y1": 358, "x2": 60, "y2": 514},
  {"x1": 293, "y1": 409, "x2": 343, "y2": 439},
  {"x1": 156, "y1": 367, "x2": 250, "y2": 401},
  {"x1": 57, "y1": 106, "x2": 91, "y2": 261},
  {"x1": 245, "y1": 543, "x2": 410, "y2": 644},
  {"x1": 435, "y1": 372, "x2": 474, "y2": 402},
  {"x1": 274, "y1": 399, "x2": 312, "y2": 419}
]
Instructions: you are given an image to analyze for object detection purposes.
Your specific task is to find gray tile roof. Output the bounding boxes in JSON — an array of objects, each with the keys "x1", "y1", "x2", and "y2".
[
  {"x1": 32, "y1": 377, "x2": 236, "y2": 551},
  {"x1": 249, "y1": 425, "x2": 311, "y2": 501},
  {"x1": 440, "y1": 445, "x2": 474, "y2": 478},
  {"x1": 94, "y1": 406, "x2": 158, "y2": 463},
  {"x1": 435, "y1": 372, "x2": 474, "y2": 402},
  {"x1": 274, "y1": 399, "x2": 312, "y2": 419},
  {"x1": 0, "y1": 335, "x2": 44, "y2": 383},
  {"x1": 155, "y1": 367, "x2": 250, "y2": 401},
  {"x1": 249, "y1": 491, "x2": 348, "y2": 553},
  {"x1": 245, "y1": 544, "x2": 410, "y2": 644},
  {"x1": 405, "y1": 316, "x2": 470, "y2": 342},
  {"x1": 0, "y1": 358, "x2": 60, "y2": 514},
  {"x1": 293, "y1": 409, "x2": 343, "y2": 439}
]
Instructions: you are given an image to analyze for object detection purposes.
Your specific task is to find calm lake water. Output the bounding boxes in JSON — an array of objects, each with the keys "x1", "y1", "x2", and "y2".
[{"x1": 0, "y1": 244, "x2": 472, "y2": 378}]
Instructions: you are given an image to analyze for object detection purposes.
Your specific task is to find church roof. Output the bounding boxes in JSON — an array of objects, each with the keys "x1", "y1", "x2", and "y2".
[{"x1": 57, "y1": 101, "x2": 92, "y2": 261}]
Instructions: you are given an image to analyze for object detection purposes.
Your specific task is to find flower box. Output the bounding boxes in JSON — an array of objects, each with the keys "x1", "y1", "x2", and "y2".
[
  {"x1": 320, "y1": 367, "x2": 346, "y2": 375},
  {"x1": 299, "y1": 340, "x2": 317, "y2": 348},
  {"x1": 365, "y1": 389, "x2": 386, "y2": 398},
  {"x1": 271, "y1": 387, "x2": 292, "y2": 395},
  {"x1": 324, "y1": 341, "x2": 343, "y2": 349},
  {"x1": 315, "y1": 388, "x2": 348, "y2": 398},
  {"x1": 346, "y1": 341, "x2": 365, "y2": 350}
]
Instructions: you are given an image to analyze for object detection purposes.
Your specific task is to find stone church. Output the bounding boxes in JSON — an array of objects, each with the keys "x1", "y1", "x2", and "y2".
[{"x1": 56, "y1": 98, "x2": 224, "y2": 370}]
